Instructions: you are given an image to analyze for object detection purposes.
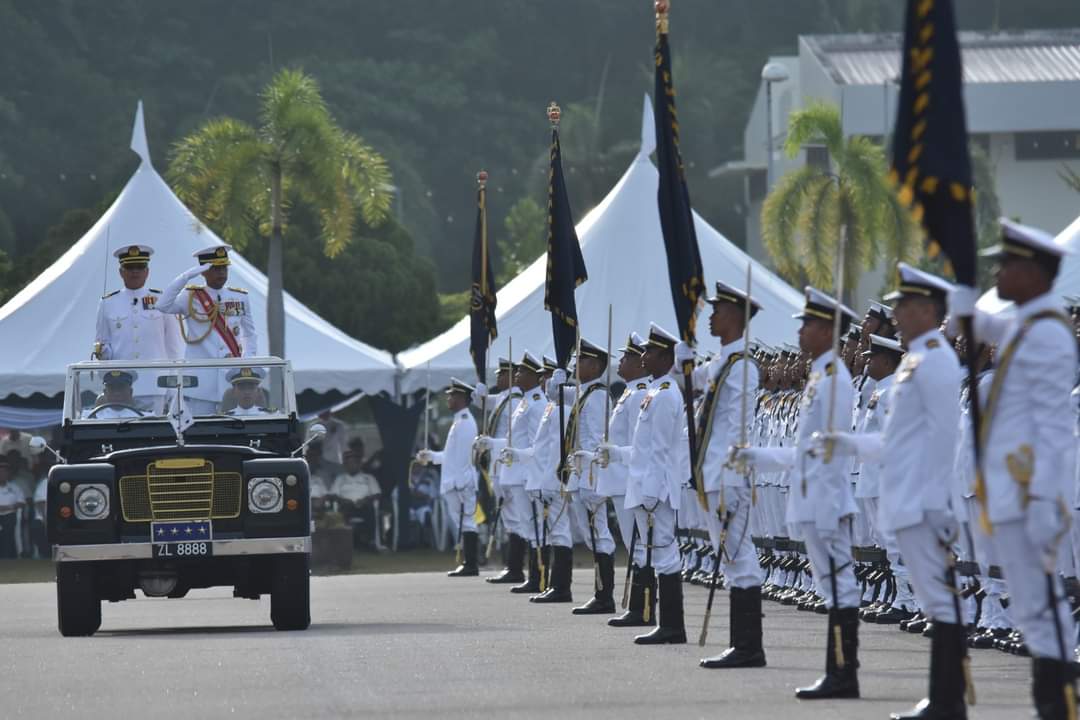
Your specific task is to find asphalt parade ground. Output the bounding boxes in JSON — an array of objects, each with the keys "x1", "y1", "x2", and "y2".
[{"x1": 0, "y1": 569, "x2": 1032, "y2": 719}]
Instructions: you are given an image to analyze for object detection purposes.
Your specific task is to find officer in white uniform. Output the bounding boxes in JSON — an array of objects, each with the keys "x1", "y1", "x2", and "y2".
[
  {"x1": 488, "y1": 353, "x2": 547, "y2": 594},
  {"x1": 949, "y1": 219, "x2": 1078, "y2": 718},
  {"x1": 94, "y1": 244, "x2": 183, "y2": 412},
  {"x1": 600, "y1": 324, "x2": 687, "y2": 645},
  {"x1": 418, "y1": 378, "x2": 480, "y2": 577},
  {"x1": 681, "y1": 281, "x2": 766, "y2": 669},
  {"x1": 736, "y1": 287, "x2": 860, "y2": 699},
  {"x1": 225, "y1": 367, "x2": 271, "y2": 416},
  {"x1": 81, "y1": 370, "x2": 144, "y2": 420},
  {"x1": 828, "y1": 265, "x2": 968, "y2": 719},
  {"x1": 474, "y1": 359, "x2": 525, "y2": 585},
  {"x1": 156, "y1": 244, "x2": 257, "y2": 415}
]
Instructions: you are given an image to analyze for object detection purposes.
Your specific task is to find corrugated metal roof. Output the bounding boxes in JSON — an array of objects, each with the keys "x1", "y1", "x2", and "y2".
[{"x1": 807, "y1": 31, "x2": 1080, "y2": 86}]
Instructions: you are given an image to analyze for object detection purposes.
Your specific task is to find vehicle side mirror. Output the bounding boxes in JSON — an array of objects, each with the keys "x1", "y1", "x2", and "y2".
[
  {"x1": 308, "y1": 424, "x2": 327, "y2": 440},
  {"x1": 28, "y1": 436, "x2": 46, "y2": 453},
  {"x1": 158, "y1": 375, "x2": 199, "y2": 389}
]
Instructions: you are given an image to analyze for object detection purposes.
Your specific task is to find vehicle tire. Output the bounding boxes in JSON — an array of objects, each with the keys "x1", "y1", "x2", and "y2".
[
  {"x1": 56, "y1": 562, "x2": 102, "y2": 637},
  {"x1": 270, "y1": 554, "x2": 310, "y2": 631}
]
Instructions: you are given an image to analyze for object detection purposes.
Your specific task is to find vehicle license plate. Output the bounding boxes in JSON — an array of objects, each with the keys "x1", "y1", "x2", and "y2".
[{"x1": 151, "y1": 520, "x2": 212, "y2": 558}]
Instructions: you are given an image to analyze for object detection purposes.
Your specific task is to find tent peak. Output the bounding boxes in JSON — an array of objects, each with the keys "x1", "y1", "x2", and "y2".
[
  {"x1": 639, "y1": 93, "x2": 656, "y2": 159},
  {"x1": 130, "y1": 100, "x2": 151, "y2": 167}
]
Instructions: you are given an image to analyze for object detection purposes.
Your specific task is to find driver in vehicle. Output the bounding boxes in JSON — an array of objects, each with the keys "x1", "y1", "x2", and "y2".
[
  {"x1": 81, "y1": 370, "x2": 143, "y2": 419},
  {"x1": 225, "y1": 367, "x2": 271, "y2": 416}
]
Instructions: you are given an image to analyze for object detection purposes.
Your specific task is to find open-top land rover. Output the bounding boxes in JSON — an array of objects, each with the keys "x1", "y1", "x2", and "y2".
[{"x1": 47, "y1": 357, "x2": 320, "y2": 636}]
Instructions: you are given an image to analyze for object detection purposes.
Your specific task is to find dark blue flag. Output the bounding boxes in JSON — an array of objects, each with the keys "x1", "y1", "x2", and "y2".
[
  {"x1": 891, "y1": 0, "x2": 976, "y2": 286},
  {"x1": 469, "y1": 171, "x2": 497, "y2": 382},
  {"x1": 654, "y1": 14, "x2": 705, "y2": 344},
  {"x1": 543, "y1": 105, "x2": 587, "y2": 369}
]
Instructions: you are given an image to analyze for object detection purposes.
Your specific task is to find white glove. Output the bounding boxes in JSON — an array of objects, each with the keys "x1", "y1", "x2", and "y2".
[
  {"x1": 499, "y1": 446, "x2": 533, "y2": 465},
  {"x1": 641, "y1": 496, "x2": 659, "y2": 510},
  {"x1": 473, "y1": 382, "x2": 487, "y2": 401},
  {"x1": 185, "y1": 263, "x2": 213, "y2": 280},
  {"x1": 810, "y1": 431, "x2": 884, "y2": 462},
  {"x1": 948, "y1": 285, "x2": 979, "y2": 318},
  {"x1": 573, "y1": 449, "x2": 596, "y2": 465},
  {"x1": 473, "y1": 435, "x2": 493, "y2": 453},
  {"x1": 597, "y1": 442, "x2": 628, "y2": 466},
  {"x1": 1026, "y1": 497, "x2": 1068, "y2": 561},
  {"x1": 551, "y1": 369, "x2": 567, "y2": 387},
  {"x1": 416, "y1": 449, "x2": 434, "y2": 465},
  {"x1": 675, "y1": 341, "x2": 695, "y2": 366},
  {"x1": 732, "y1": 446, "x2": 796, "y2": 473}
]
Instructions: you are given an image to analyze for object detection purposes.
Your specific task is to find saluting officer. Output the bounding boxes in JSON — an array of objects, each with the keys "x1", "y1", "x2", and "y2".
[
  {"x1": 156, "y1": 244, "x2": 258, "y2": 414},
  {"x1": 828, "y1": 264, "x2": 968, "y2": 718},
  {"x1": 601, "y1": 324, "x2": 687, "y2": 645},
  {"x1": 735, "y1": 287, "x2": 861, "y2": 699},
  {"x1": 949, "y1": 219, "x2": 1078, "y2": 718},
  {"x1": 681, "y1": 281, "x2": 766, "y2": 669},
  {"x1": 417, "y1": 378, "x2": 480, "y2": 577}
]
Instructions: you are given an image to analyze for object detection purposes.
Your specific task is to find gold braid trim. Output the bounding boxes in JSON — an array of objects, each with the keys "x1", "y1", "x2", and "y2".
[{"x1": 180, "y1": 289, "x2": 218, "y2": 345}]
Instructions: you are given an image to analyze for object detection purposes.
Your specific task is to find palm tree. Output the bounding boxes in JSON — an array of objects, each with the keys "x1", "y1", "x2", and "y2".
[
  {"x1": 168, "y1": 68, "x2": 393, "y2": 358},
  {"x1": 761, "y1": 102, "x2": 920, "y2": 295}
]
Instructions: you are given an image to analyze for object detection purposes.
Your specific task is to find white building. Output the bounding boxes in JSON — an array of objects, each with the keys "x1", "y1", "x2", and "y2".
[{"x1": 716, "y1": 29, "x2": 1080, "y2": 301}]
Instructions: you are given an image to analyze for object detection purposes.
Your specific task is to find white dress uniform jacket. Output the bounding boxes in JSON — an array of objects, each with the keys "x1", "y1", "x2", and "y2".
[
  {"x1": 95, "y1": 287, "x2": 183, "y2": 361},
  {"x1": 624, "y1": 370, "x2": 684, "y2": 509},
  {"x1": 156, "y1": 276, "x2": 258, "y2": 360},
  {"x1": 972, "y1": 293, "x2": 1077, "y2": 522},
  {"x1": 429, "y1": 409, "x2": 478, "y2": 495},
  {"x1": 694, "y1": 339, "x2": 759, "y2": 492},
  {"x1": 524, "y1": 394, "x2": 568, "y2": 495},
  {"x1": 597, "y1": 379, "x2": 650, "y2": 498},
  {"x1": 496, "y1": 389, "x2": 546, "y2": 488},
  {"x1": 854, "y1": 374, "x2": 893, "y2": 500},
  {"x1": 485, "y1": 388, "x2": 521, "y2": 489},
  {"x1": 786, "y1": 350, "x2": 857, "y2": 531},
  {"x1": 568, "y1": 378, "x2": 609, "y2": 494},
  {"x1": 879, "y1": 329, "x2": 961, "y2": 532}
]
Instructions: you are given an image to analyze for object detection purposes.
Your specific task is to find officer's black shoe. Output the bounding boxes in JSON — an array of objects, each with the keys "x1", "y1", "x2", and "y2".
[
  {"x1": 795, "y1": 607, "x2": 860, "y2": 700},
  {"x1": 877, "y1": 606, "x2": 917, "y2": 626},
  {"x1": 511, "y1": 546, "x2": 542, "y2": 594},
  {"x1": 573, "y1": 552, "x2": 616, "y2": 615},
  {"x1": 906, "y1": 615, "x2": 930, "y2": 634},
  {"x1": 486, "y1": 533, "x2": 526, "y2": 584},
  {"x1": 531, "y1": 546, "x2": 573, "y2": 603},
  {"x1": 1033, "y1": 657, "x2": 1078, "y2": 720},
  {"x1": 890, "y1": 621, "x2": 969, "y2": 720},
  {"x1": 609, "y1": 566, "x2": 656, "y2": 627},
  {"x1": 447, "y1": 532, "x2": 480, "y2": 576},
  {"x1": 700, "y1": 586, "x2": 767, "y2": 669},
  {"x1": 634, "y1": 572, "x2": 686, "y2": 645}
]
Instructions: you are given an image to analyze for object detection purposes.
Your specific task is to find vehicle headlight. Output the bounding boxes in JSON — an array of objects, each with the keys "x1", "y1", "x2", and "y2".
[
  {"x1": 74, "y1": 484, "x2": 109, "y2": 520},
  {"x1": 248, "y1": 477, "x2": 283, "y2": 513}
]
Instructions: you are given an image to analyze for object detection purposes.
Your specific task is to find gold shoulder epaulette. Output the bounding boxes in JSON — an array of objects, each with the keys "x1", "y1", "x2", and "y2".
[
  {"x1": 636, "y1": 382, "x2": 648, "y2": 390},
  {"x1": 228, "y1": 286, "x2": 248, "y2": 294},
  {"x1": 926, "y1": 338, "x2": 940, "y2": 349},
  {"x1": 825, "y1": 362, "x2": 836, "y2": 376},
  {"x1": 532, "y1": 393, "x2": 541, "y2": 401},
  {"x1": 148, "y1": 288, "x2": 161, "y2": 294},
  {"x1": 101, "y1": 290, "x2": 120, "y2": 299},
  {"x1": 659, "y1": 381, "x2": 671, "y2": 390},
  {"x1": 184, "y1": 284, "x2": 200, "y2": 291}
]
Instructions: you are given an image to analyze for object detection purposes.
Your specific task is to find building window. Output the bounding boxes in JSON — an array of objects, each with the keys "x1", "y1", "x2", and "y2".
[
  {"x1": 805, "y1": 144, "x2": 830, "y2": 171},
  {"x1": 1014, "y1": 131, "x2": 1080, "y2": 161},
  {"x1": 747, "y1": 169, "x2": 767, "y2": 203}
]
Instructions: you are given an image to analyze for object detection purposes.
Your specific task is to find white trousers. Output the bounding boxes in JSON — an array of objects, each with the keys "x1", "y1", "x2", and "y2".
[
  {"x1": 981, "y1": 519, "x2": 1075, "y2": 660},
  {"x1": 610, "y1": 494, "x2": 635, "y2": 552},
  {"x1": 502, "y1": 485, "x2": 530, "y2": 540},
  {"x1": 799, "y1": 518, "x2": 859, "y2": 609},
  {"x1": 633, "y1": 501, "x2": 680, "y2": 575},
  {"x1": 538, "y1": 490, "x2": 573, "y2": 549},
  {"x1": 894, "y1": 515, "x2": 961, "y2": 623},
  {"x1": 442, "y1": 488, "x2": 477, "y2": 537},
  {"x1": 570, "y1": 492, "x2": 615, "y2": 555},
  {"x1": 704, "y1": 488, "x2": 763, "y2": 589}
]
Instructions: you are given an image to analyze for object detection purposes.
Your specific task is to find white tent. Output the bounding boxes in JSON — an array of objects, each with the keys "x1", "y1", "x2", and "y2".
[
  {"x1": 976, "y1": 212, "x2": 1080, "y2": 313},
  {"x1": 399, "y1": 96, "x2": 803, "y2": 393},
  {"x1": 0, "y1": 102, "x2": 399, "y2": 399}
]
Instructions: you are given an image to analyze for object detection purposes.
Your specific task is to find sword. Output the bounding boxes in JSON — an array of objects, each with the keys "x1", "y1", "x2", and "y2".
[
  {"x1": 643, "y1": 511, "x2": 655, "y2": 624},
  {"x1": 530, "y1": 498, "x2": 544, "y2": 591},
  {"x1": 699, "y1": 507, "x2": 733, "y2": 646},
  {"x1": 604, "y1": 304, "x2": 613, "y2": 443},
  {"x1": 455, "y1": 500, "x2": 465, "y2": 565},
  {"x1": 622, "y1": 522, "x2": 639, "y2": 609},
  {"x1": 822, "y1": 227, "x2": 847, "y2": 466},
  {"x1": 486, "y1": 498, "x2": 503, "y2": 559},
  {"x1": 587, "y1": 508, "x2": 600, "y2": 593}
]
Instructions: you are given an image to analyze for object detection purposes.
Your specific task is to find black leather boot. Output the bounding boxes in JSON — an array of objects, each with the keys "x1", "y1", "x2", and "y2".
[
  {"x1": 486, "y1": 533, "x2": 526, "y2": 584},
  {"x1": 510, "y1": 545, "x2": 541, "y2": 594},
  {"x1": 1032, "y1": 657, "x2": 1078, "y2": 720},
  {"x1": 573, "y1": 552, "x2": 616, "y2": 614},
  {"x1": 700, "y1": 585, "x2": 767, "y2": 668},
  {"x1": 795, "y1": 607, "x2": 860, "y2": 699},
  {"x1": 891, "y1": 620, "x2": 969, "y2": 719},
  {"x1": 634, "y1": 572, "x2": 687, "y2": 645},
  {"x1": 609, "y1": 565, "x2": 657, "y2": 627},
  {"x1": 447, "y1": 532, "x2": 480, "y2": 576},
  {"x1": 531, "y1": 546, "x2": 573, "y2": 603}
]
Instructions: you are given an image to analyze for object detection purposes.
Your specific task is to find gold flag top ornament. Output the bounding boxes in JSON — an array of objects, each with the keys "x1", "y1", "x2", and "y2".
[
  {"x1": 547, "y1": 101, "x2": 561, "y2": 128},
  {"x1": 655, "y1": 0, "x2": 670, "y2": 35}
]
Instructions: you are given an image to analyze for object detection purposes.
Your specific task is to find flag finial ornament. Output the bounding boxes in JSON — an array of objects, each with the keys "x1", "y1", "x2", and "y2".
[
  {"x1": 547, "y1": 102, "x2": 561, "y2": 128},
  {"x1": 655, "y1": 0, "x2": 670, "y2": 34},
  {"x1": 476, "y1": 170, "x2": 488, "y2": 188}
]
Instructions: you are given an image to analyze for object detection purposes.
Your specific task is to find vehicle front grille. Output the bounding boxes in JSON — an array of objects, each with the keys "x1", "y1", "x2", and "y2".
[{"x1": 118, "y1": 458, "x2": 242, "y2": 522}]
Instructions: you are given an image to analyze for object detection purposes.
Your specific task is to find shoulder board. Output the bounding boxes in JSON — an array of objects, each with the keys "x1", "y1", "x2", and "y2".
[
  {"x1": 184, "y1": 284, "x2": 200, "y2": 291},
  {"x1": 148, "y1": 288, "x2": 162, "y2": 294},
  {"x1": 510, "y1": 391, "x2": 523, "y2": 398},
  {"x1": 926, "y1": 338, "x2": 940, "y2": 349},
  {"x1": 101, "y1": 290, "x2": 120, "y2": 299},
  {"x1": 228, "y1": 286, "x2": 248, "y2": 294},
  {"x1": 825, "y1": 362, "x2": 836, "y2": 376},
  {"x1": 659, "y1": 381, "x2": 671, "y2": 390},
  {"x1": 532, "y1": 393, "x2": 541, "y2": 401},
  {"x1": 636, "y1": 382, "x2": 648, "y2": 390}
]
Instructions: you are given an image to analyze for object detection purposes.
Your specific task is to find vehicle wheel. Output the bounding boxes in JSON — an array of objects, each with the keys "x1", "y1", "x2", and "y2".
[
  {"x1": 271, "y1": 554, "x2": 310, "y2": 631},
  {"x1": 56, "y1": 562, "x2": 101, "y2": 637}
]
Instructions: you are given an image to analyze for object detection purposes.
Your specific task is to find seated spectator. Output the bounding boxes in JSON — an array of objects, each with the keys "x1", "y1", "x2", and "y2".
[
  {"x1": 305, "y1": 442, "x2": 332, "y2": 514},
  {"x1": 0, "y1": 455, "x2": 27, "y2": 558},
  {"x1": 30, "y1": 455, "x2": 53, "y2": 559},
  {"x1": 330, "y1": 448, "x2": 382, "y2": 548}
]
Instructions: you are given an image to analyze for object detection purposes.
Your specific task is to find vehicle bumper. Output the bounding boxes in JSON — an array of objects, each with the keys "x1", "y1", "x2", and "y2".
[{"x1": 52, "y1": 536, "x2": 311, "y2": 562}]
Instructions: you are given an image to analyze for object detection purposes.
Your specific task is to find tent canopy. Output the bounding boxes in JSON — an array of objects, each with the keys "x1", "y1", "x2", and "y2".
[
  {"x1": 0, "y1": 102, "x2": 398, "y2": 399},
  {"x1": 399, "y1": 95, "x2": 803, "y2": 393}
]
